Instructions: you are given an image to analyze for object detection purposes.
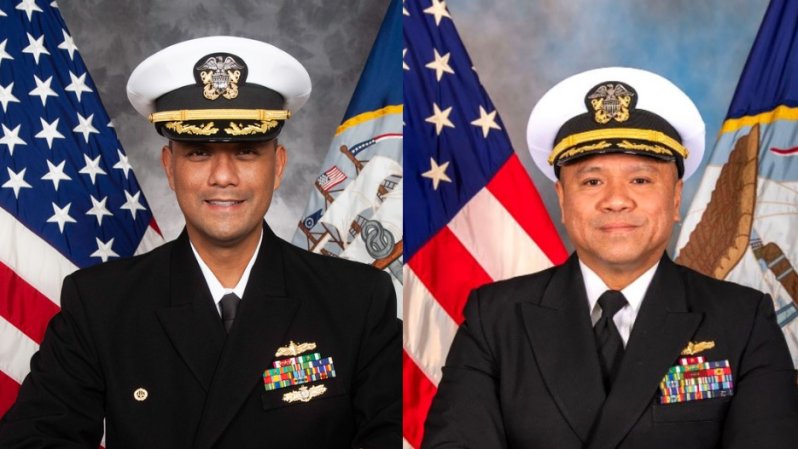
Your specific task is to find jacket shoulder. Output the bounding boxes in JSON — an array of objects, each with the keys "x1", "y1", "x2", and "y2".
[
  {"x1": 673, "y1": 262, "x2": 766, "y2": 312},
  {"x1": 669, "y1": 262, "x2": 777, "y2": 349},
  {"x1": 279, "y1": 239, "x2": 390, "y2": 285},
  {"x1": 64, "y1": 240, "x2": 175, "y2": 302},
  {"x1": 468, "y1": 264, "x2": 560, "y2": 310},
  {"x1": 68, "y1": 239, "x2": 174, "y2": 281}
]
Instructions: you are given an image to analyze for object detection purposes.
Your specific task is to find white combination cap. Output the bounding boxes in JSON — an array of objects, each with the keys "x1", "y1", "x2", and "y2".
[
  {"x1": 127, "y1": 35, "x2": 311, "y2": 142},
  {"x1": 527, "y1": 67, "x2": 705, "y2": 180}
]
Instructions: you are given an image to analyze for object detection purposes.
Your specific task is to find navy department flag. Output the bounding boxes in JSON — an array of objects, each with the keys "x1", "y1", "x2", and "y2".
[
  {"x1": 676, "y1": 0, "x2": 798, "y2": 368},
  {"x1": 0, "y1": 0, "x2": 163, "y2": 416},
  {"x1": 292, "y1": 0, "x2": 402, "y2": 300},
  {"x1": 402, "y1": 0, "x2": 568, "y2": 447}
]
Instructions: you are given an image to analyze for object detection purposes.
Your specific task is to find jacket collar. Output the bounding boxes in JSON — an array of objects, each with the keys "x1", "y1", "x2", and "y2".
[
  {"x1": 155, "y1": 223, "x2": 298, "y2": 449},
  {"x1": 521, "y1": 254, "x2": 703, "y2": 446},
  {"x1": 192, "y1": 222, "x2": 298, "y2": 449},
  {"x1": 587, "y1": 255, "x2": 702, "y2": 449},
  {"x1": 520, "y1": 253, "x2": 607, "y2": 443}
]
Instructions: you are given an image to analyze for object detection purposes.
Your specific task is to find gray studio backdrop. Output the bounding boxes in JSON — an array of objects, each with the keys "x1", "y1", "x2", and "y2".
[{"x1": 59, "y1": 0, "x2": 389, "y2": 242}]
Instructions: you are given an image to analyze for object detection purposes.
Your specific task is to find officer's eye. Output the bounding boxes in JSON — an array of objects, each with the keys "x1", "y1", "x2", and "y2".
[
  {"x1": 186, "y1": 149, "x2": 209, "y2": 158},
  {"x1": 582, "y1": 178, "x2": 601, "y2": 186},
  {"x1": 631, "y1": 177, "x2": 651, "y2": 184}
]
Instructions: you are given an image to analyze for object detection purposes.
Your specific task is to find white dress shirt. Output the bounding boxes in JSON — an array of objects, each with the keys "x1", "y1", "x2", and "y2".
[
  {"x1": 189, "y1": 229, "x2": 263, "y2": 316},
  {"x1": 580, "y1": 260, "x2": 659, "y2": 347}
]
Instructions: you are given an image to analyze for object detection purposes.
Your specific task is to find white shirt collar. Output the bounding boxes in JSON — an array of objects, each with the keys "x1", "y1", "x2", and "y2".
[
  {"x1": 580, "y1": 259, "x2": 658, "y2": 323},
  {"x1": 189, "y1": 229, "x2": 263, "y2": 312}
]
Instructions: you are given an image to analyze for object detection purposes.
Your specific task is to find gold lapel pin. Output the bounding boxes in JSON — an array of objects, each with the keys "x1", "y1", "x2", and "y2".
[
  {"x1": 133, "y1": 387, "x2": 148, "y2": 402},
  {"x1": 275, "y1": 340, "x2": 317, "y2": 357},
  {"x1": 681, "y1": 340, "x2": 716, "y2": 356},
  {"x1": 282, "y1": 384, "x2": 327, "y2": 403}
]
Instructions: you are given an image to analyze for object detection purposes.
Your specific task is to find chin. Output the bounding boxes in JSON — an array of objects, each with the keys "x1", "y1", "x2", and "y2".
[
  {"x1": 592, "y1": 248, "x2": 646, "y2": 266},
  {"x1": 191, "y1": 226, "x2": 242, "y2": 245}
]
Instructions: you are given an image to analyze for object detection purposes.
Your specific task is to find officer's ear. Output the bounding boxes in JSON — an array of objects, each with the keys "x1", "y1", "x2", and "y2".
[
  {"x1": 273, "y1": 142, "x2": 287, "y2": 191},
  {"x1": 161, "y1": 142, "x2": 176, "y2": 191},
  {"x1": 673, "y1": 178, "x2": 684, "y2": 222},
  {"x1": 554, "y1": 179, "x2": 566, "y2": 224}
]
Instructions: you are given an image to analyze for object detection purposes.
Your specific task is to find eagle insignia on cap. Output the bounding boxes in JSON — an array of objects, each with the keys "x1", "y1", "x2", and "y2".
[
  {"x1": 196, "y1": 55, "x2": 245, "y2": 101},
  {"x1": 587, "y1": 82, "x2": 635, "y2": 124}
]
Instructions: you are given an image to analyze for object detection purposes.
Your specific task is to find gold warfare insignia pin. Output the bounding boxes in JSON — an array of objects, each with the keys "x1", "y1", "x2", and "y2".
[
  {"x1": 681, "y1": 340, "x2": 716, "y2": 356},
  {"x1": 586, "y1": 82, "x2": 635, "y2": 124},
  {"x1": 275, "y1": 341, "x2": 317, "y2": 357},
  {"x1": 195, "y1": 53, "x2": 245, "y2": 101},
  {"x1": 282, "y1": 384, "x2": 327, "y2": 404}
]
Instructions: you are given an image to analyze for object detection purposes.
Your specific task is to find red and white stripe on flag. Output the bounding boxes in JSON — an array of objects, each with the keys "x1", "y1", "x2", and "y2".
[
  {"x1": 402, "y1": 156, "x2": 567, "y2": 447},
  {"x1": 0, "y1": 214, "x2": 162, "y2": 416},
  {"x1": 402, "y1": 0, "x2": 568, "y2": 446},
  {"x1": 0, "y1": 2, "x2": 164, "y2": 425}
]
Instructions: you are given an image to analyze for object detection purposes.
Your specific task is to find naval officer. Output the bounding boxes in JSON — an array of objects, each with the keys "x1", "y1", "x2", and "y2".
[
  {"x1": 422, "y1": 67, "x2": 798, "y2": 448},
  {"x1": 0, "y1": 36, "x2": 401, "y2": 448}
]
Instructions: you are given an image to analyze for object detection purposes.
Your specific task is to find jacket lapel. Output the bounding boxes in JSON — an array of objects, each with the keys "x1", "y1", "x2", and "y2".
[
  {"x1": 194, "y1": 225, "x2": 300, "y2": 449},
  {"x1": 520, "y1": 254, "x2": 606, "y2": 443},
  {"x1": 587, "y1": 256, "x2": 703, "y2": 449},
  {"x1": 156, "y1": 230, "x2": 226, "y2": 391}
]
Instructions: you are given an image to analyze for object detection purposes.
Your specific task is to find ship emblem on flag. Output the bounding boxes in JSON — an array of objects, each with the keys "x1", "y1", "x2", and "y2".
[
  {"x1": 300, "y1": 209, "x2": 323, "y2": 231},
  {"x1": 348, "y1": 132, "x2": 402, "y2": 157},
  {"x1": 316, "y1": 165, "x2": 347, "y2": 192},
  {"x1": 676, "y1": 0, "x2": 798, "y2": 367},
  {"x1": 292, "y1": 0, "x2": 403, "y2": 304}
]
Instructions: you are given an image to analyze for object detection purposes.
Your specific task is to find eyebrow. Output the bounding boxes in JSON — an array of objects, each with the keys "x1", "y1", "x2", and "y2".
[{"x1": 573, "y1": 162, "x2": 660, "y2": 175}]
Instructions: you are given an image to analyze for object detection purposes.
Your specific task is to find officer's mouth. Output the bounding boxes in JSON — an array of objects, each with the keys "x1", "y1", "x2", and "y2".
[
  {"x1": 205, "y1": 199, "x2": 244, "y2": 207},
  {"x1": 598, "y1": 223, "x2": 639, "y2": 233}
]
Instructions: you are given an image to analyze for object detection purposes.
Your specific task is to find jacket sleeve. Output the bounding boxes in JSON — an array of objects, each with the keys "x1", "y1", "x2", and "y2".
[
  {"x1": 422, "y1": 288, "x2": 507, "y2": 449},
  {"x1": 722, "y1": 293, "x2": 798, "y2": 449},
  {"x1": 0, "y1": 275, "x2": 105, "y2": 447},
  {"x1": 351, "y1": 270, "x2": 402, "y2": 449}
]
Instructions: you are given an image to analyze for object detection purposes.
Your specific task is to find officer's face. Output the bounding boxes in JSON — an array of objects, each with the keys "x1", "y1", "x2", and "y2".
[
  {"x1": 555, "y1": 153, "x2": 682, "y2": 280},
  {"x1": 161, "y1": 139, "x2": 286, "y2": 252}
]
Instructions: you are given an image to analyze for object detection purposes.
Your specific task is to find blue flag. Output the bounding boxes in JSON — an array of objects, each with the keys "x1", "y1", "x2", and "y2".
[
  {"x1": 677, "y1": 0, "x2": 798, "y2": 367},
  {"x1": 292, "y1": 0, "x2": 402, "y2": 295}
]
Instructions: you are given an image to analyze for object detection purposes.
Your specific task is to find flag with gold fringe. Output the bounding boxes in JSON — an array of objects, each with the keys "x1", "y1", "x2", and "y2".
[
  {"x1": 292, "y1": 0, "x2": 403, "y2": 303},
  {"x1": 676, "y1": 0, "x2": 798, "y2": 368}
]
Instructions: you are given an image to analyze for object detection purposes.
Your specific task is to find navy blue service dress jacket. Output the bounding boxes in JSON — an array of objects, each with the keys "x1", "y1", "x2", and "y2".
[
  {"x1": 423, "y1": 254, "x2": 798, "y2": 449},
  {"x1": 0, "y1": 223, "x2": 401, "y2": 448}
]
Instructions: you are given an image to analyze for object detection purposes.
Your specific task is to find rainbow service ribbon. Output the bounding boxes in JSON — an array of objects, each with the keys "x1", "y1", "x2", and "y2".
[
  {"x1": 263, "y1": 352, "x2": 336, "y2": 392},
  {"x1": 659, "y1": 358, "x2": 733, "y2": 404}
]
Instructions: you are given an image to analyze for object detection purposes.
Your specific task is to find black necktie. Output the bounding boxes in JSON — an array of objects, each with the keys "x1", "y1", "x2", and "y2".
[
  {"x1": 219, "y1": 293, "x2": 241, "y2": 333},
  {"x1": 594, "y1": 290, "x2": 628, "y2": 391}
]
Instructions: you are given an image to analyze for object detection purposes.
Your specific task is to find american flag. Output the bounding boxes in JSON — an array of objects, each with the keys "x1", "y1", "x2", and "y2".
[
  {"x1": 0, "y1": 0, "x2": 162, "y2": 418},
  {"x1": 403, "y1": 0, "x2": 569, "y2": 446},
  {"x1": 316, "y1": 165, "x2": 347, "y2": 192}
]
